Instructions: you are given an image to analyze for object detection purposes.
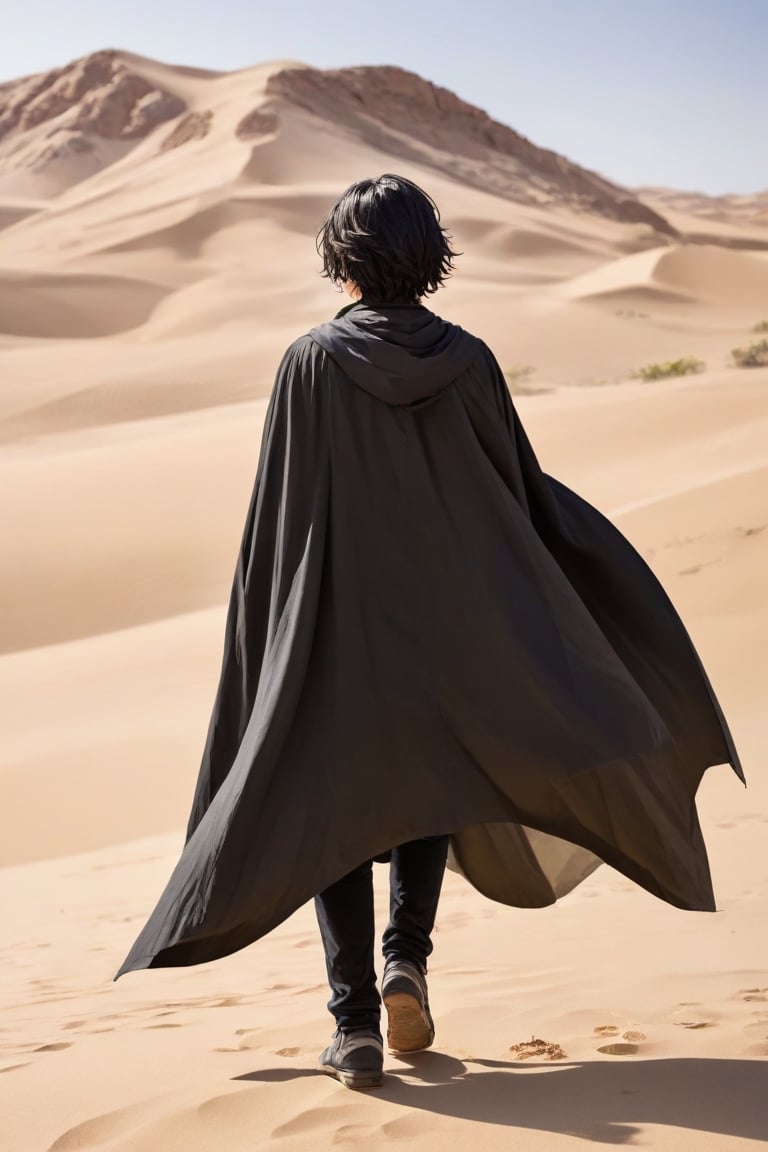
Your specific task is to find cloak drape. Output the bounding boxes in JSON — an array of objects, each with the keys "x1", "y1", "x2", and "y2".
[{"x1": 116, "y1": 299, "x2": 743, "y2": 978}]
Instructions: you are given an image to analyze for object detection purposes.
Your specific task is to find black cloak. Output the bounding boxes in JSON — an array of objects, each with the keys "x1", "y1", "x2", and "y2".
[{"x1": 116, "y1": 298, "x2": 744, "y2": 978}]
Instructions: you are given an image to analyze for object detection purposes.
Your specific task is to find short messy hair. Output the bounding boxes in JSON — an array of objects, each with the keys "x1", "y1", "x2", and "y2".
[{"x1": 315, "y1": 173, "x2": 460, "y2": 303}]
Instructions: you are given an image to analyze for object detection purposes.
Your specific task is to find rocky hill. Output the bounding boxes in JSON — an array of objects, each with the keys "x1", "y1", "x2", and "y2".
[
  {"x1": 0, "y1": 50, "x2": 673, "y2": 237},
  {"x1": 0, "y1": 51, "x2": 185, "y2": 143},
  {"x1": 265, "y1": 66, "x2": 676, "y2": 235},
  {"x1": 0, "y1": 50, "x2": 185, "y2": 191}
]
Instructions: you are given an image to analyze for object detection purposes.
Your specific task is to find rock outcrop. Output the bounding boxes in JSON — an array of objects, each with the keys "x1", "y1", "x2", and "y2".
[
  {"x1": 0, "y1": 50, "x2": 186, "y2": 144},
  {"x1": 235, "y1": 107, "x2": 279, "y2": 140},
  {"x1": 0, "y1": 49, "x2": 187, "y2": 188},
  {"x1": 266, "y1": 65, "x2": 676, "y2": 236},
  {"x1": 161, "y1": 109, "x2": 214, "y2": 152}
]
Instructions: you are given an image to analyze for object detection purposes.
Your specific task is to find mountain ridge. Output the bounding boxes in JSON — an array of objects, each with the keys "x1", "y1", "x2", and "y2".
[
  {"x1": 0, "y1": 49, "x2": 673, "y2": 238},
  {"x1": 0, "y1": 49, "x2": 766, "y2": 257}
]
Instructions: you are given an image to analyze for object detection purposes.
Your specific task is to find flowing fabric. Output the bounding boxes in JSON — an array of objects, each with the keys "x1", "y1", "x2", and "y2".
[{"x1": 116, "y1": 299, "x2": 743, "y2": 978}]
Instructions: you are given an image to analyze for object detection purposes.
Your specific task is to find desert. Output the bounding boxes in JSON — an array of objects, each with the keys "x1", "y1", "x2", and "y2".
[{"x1": 1, "y1": 50, "x2": 767, "y2": 1151}]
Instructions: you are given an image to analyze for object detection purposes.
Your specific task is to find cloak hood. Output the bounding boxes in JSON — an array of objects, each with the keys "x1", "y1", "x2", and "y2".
[{"x1": 309, "y1": 298, "x2": 480, "y2": 406}]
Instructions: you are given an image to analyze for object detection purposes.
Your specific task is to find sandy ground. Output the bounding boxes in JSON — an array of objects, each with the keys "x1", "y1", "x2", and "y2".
[{"x1": 1, "y1": 52, "x2": 767, "y2": 1152}]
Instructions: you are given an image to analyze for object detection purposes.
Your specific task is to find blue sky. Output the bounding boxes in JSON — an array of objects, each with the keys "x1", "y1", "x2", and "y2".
[{"x1": 2, "y1": 0, "x2": 766, "y2": 194}]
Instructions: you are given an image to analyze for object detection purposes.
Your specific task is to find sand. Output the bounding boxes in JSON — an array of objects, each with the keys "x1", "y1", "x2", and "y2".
[{"x1": 1, "y1": 51, "x2": 767, "y2": 1152}]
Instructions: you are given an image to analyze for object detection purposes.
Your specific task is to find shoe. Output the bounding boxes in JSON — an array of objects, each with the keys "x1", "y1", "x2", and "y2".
[
  {"x1": 317, "y1": 1027, "x2": 384, "y2": 1090},
  {"x1": 381, "y1": 958, "x2": 435, "y2": 1053}
]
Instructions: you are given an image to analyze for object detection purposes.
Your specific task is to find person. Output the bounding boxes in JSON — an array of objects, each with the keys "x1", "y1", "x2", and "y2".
[{"x1": 115, "y1": 174, "x2": 744, "y2": 1093}]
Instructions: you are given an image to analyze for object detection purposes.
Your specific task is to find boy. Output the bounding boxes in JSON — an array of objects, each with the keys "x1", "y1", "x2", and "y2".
[{"x1": 117, "y1": 175, "x2": 743, "y2": 1092}]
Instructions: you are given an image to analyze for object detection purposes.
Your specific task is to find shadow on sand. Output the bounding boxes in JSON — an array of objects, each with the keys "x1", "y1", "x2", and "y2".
[{"x1": 237, "y1": 1051, "x2": 768, "y2": 1144}]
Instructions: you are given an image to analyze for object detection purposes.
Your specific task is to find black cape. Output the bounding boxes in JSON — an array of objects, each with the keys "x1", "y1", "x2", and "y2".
[{"x1": 116, "y1": 298, "x2": 744, "y2": 978}]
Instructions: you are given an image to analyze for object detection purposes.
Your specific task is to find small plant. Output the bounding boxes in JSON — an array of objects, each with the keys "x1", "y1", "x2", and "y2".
[
  {"x1": 505, "y1": 365, "x2": 535, "y2": 384},
  {"x1": 633, "y1": 357, "x2": 705, "y2": 381},
  {"x1": 504, "y1": 366, "x2": 551, "y2": 396},
  {"x1": 732, "y1": 339, "x2": 768, "y2": 368},
  {"x1": 505, "y1": 366, "x2": 535, "y2": 394},
  {"x1": 752, "y1": 320, "x2": 768, "y2": 334}
]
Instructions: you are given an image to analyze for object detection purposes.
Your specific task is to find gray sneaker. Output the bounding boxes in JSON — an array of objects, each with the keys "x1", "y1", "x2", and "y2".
[
  {"x1": 381, "y1": 959, "x2": 435, "y2": 1053},
  {"x1": 317, "y1": 1028, "x2": 384, "y2": 1090}
]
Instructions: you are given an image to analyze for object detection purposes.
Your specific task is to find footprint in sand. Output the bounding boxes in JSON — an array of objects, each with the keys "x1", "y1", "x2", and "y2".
[
  {"x1": 742, "y1": 1010, "x2": 768, "y2": 1058},
  {"x1": 224, "y1": 1027, "x2": 262, "y2": 1052},
  {"x1": 594, "y1": 1026, "x2": 647, "y2": 1055},
  {"x1": 739, "y1": 988, "x2": 768, "y2": 1003},
  {"x1": 597, "y1": 1042, "x2": 641, "y2": 1056},
  {"x1": 672, "y1": 1003, "x2": 719, "y2": 1029},
  {"x1": 275, "y1": 1046, "x2": 300, "y2": 1057},
  {"x1": 35, "y1": 1042, "x2": 72, "y2": 1053}
]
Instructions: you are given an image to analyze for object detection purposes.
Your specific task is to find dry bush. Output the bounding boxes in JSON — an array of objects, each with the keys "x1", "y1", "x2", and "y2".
[
  {"x1": 633, "y1": 357, "x2": 705, "y2": 381},
  {"x1": 732, "y1": 339, "x2": 768, "y2": 368}
]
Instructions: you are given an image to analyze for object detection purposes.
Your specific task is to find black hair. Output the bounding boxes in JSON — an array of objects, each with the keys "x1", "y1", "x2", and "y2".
[{"x1": 315, "y1": 173, "x2": 460, "y2": 304}]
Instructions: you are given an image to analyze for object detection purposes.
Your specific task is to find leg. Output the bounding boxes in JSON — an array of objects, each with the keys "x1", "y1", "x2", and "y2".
[
  {"x1": 382, "y1": 834, "x2": 450, "y2": 971},
  {"x1": 314, "y1": 858, "x2": 381, "y2": 1032},
  {"x1": 381, "y1": 834, "x2": 450, "y2": 1053}
]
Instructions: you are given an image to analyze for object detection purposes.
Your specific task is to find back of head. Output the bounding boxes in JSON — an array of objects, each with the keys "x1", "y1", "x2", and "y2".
[{"x1": 316, "y1": 174, "x2": 460, "y2": 305}]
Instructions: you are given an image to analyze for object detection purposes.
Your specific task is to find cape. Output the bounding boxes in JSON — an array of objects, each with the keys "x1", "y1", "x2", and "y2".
[{"x1": 116, "y1": 298, "x2": 744, "y2": 978}]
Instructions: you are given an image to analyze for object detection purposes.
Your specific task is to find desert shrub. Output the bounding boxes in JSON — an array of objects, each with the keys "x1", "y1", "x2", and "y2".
[
  {"x1": 505, "y1": 366, "x2": 535, "y2": 393},
  {"x1": 503, "y1": 366, "x2": 551, "y2": 396},
  {"x1": 752, "y1": 320, "x2": 768, "y2": 334},
  {"x1": 732, "y1": 339, "x2": 768, "y2": 368},
  {"x1": 633, "y1": 357, "x2": 705, "y2": 381},
  {"x1": 505, "y1": 365, "x2": 535, "y2": 385}
]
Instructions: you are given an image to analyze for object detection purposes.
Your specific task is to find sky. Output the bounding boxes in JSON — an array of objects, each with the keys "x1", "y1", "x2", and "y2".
[{"x1": 2, "y1": 0, "x2": 766, "y2": 195}]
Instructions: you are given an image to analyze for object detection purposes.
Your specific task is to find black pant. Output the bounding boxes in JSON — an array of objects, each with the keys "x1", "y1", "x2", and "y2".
[{"x1": 314, "y1": 835, "x2": 450, "y2": 1032}]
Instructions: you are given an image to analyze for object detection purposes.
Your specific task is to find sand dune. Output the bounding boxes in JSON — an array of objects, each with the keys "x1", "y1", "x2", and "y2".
[
  {"x1": 0, "y1": 200, "x2": 42, "y2": 230},
  {"x1": 0, "y1": 268, "x2": 169, "y2": 337},
  {"x1": 637, "y1": 184, "x2": 768, "y2": 233},
  {"x1": 0, "y1": 609, "x2": 223, "y2": 865},
  {"x1": 1, "y1": 48, "x2": 766, "y2": 1152},
  {"x1": 653, "y1": 245, "x2": 768, "y2": 306},
  {"x1": 560, "y1": 243, "x2": 768, "y2": 310},
  {"x1": 0, "y1": 399, "x2": 266, "y2": 651},
  {"x1": 2, "y1": 794, "x2": 767, "y2": 1150}
]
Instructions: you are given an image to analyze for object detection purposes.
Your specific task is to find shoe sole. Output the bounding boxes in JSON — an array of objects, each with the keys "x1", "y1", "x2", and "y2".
[
  {"x1": 317, "y1": 1060, "x2": 384, "y2": 1090},
  {"x1": 383, "y1": 991, "x2": 435, "y2": 1053}
]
